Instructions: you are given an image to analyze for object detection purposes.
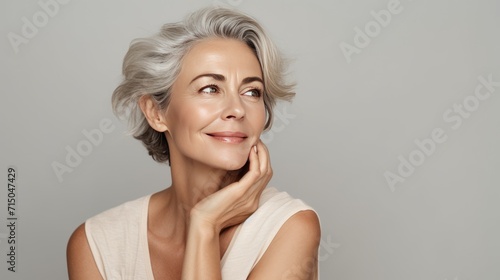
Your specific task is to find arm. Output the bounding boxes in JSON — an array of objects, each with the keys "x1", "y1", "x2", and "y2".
[
  {"x1": 248, "y1": 210, "x2": 321, "y2": 280},
  {"x1": 182, "y1": 219, "x2": 222, "y2": 279},
  {"x1": 67, "y1": 223, "x2": 104, "y2": 280}
]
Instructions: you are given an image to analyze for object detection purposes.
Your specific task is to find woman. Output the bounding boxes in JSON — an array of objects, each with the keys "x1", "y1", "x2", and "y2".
[{"x1": 67, "y1": 7, "x2": 320, "y2": 280}]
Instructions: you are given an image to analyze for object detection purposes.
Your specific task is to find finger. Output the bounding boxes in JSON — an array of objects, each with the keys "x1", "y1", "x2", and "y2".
[
  {"x1": 255, "y1": 140, "x2": 270, "y2": 175},
  {"x1": 239, "y1": 142, "x2": 268, "y2": 197},
  {"x1": 237, "y1": 144, "x2": 261, "y2": 189},
  {"x1": 255, "y1": 140, "x2": 272, "y2": 189}
]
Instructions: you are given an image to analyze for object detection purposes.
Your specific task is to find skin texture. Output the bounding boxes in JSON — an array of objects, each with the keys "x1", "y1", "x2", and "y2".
[{"x1": 67, "y1": 38, "x2": 321, "y2": 280}]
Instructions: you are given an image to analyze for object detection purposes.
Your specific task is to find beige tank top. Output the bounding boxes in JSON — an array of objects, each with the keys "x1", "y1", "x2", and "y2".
[{"x1": 85, "y1": 187, "x2": 316, "y2": 279}]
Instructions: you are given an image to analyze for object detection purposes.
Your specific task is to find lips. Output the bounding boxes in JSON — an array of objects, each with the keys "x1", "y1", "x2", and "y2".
[{"x1": 206, "y1": 131, "x2": 248, "y2": 143}]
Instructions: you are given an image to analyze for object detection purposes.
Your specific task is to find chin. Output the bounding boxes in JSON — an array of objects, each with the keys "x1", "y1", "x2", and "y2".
[
  {"x1": 210, "y1": 155, "x2": 248, "y2": 171},
  {"x1": 204, "y1": 146, "x2": 250, "y2": 170},
  {"x1": 221, "y1": 160, "x2": 248, "y2": 171}
]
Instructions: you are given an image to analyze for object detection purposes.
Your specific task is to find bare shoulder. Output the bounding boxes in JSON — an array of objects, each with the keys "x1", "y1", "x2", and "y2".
[
  {"x1": 248, "y1": 210, "x2": 321, "y2": 280},
  {"x1": 283, "y1": 210, "x2": 321, "y2": 238},
  {"x1": 66, "y1": 223, "x2": 104, "y2": 280},
  {"x1": 274, "y1": 210, "x2": 321, "y2": 246}
]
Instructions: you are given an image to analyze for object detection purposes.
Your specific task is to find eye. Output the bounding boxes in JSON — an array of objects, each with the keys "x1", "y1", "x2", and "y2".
[
  {"x1": 242, "y1": 88, "x2": 262, "y2": 98},
  {"x1": 199, "y1": 84, "x2": 219, "y2": 94}
]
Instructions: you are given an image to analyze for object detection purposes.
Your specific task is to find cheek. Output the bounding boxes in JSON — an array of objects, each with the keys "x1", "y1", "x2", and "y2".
[
  {"x1": 166, "y1": 100, "x2": 215, "y2": 131},
  {"x1": 243, "y1": 106, "x2": 265, "y2": 148}
]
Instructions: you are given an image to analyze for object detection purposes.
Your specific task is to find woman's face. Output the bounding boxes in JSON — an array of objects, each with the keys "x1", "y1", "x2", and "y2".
[{"x1": 164, "y1": 38, "x2": 266, "y2": 171}]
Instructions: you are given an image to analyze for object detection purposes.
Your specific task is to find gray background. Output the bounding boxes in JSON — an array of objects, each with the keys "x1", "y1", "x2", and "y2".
[{"x1": 1, "y1": 0, "x2": 499, "y2": 279}]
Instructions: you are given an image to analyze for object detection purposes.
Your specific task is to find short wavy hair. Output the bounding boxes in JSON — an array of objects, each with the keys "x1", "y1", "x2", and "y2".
[{"x1": 111, "y1": 7, "x2": 295, "y2": 163}]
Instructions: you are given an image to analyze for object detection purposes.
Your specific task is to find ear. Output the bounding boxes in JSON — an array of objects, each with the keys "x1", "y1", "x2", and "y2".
[{"x1": 138, "y1": 95, "x2": 169, "y2": 132}]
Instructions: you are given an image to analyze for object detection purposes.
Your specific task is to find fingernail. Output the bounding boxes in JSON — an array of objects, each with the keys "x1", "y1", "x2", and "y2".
[{"x1": 253, "y1": 145, "x2": 257, "y2": 153}]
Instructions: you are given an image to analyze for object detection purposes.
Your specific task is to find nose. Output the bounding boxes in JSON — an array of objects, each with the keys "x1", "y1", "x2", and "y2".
[{"x1": 222, "y1": 91, "x2": 245, "y2": 120}]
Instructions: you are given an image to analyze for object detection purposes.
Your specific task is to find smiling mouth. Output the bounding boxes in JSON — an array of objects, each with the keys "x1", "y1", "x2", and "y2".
[{"x1": 206, "y1": 132, "x2": 248, "y2": 143}]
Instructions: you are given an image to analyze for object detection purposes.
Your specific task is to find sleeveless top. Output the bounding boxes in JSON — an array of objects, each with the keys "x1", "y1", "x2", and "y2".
[{"x1": 85, "y1": 187, "x2": 316, "y2": 279}]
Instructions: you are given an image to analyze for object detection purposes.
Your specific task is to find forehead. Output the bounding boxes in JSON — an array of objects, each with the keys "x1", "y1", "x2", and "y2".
[{"x1": 179, "y1": 38, "x2": 263, "y2": 79}]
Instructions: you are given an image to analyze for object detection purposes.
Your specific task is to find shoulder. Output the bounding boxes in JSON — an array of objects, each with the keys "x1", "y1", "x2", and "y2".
[
  {"x1": 84, "y1": 194, "x2": 151, "y2": 248},
  {"x1": 66, "y1": 223, "x2": 104, "y2": 279},
  {"x1": 248, "y1": 189, "x2": 321, "y2": 279},
  {"x1": 281, "y1": 209, "x2": 321, "y2": 239},
  {"x1": 67, "y1": 194, "x2": 151, "y2": 279},
  {"x1": 256, "y1": 187, "x2": 320, "y2": 238},
  {"x1": 67, "y1": 223, "x2": 87, "y2": 257},
  {"x1": 84, "y1": 194, "x2": 151, "y2": 240}
]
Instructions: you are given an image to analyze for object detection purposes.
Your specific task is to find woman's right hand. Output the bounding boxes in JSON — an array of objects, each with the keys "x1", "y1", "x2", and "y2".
[{"x1": 189, "y1": 139, "x2": 273, "y2": 233}]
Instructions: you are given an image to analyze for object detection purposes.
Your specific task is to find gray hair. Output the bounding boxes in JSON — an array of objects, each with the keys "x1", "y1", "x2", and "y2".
[{"x1": 111, "y1": 7, "x2": 295, "y2": 163}]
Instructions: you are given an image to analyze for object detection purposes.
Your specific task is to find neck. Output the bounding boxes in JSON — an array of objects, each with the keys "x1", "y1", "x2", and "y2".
[{"x1": 151, "y1": 154, "x2": 242, "y2": 245}]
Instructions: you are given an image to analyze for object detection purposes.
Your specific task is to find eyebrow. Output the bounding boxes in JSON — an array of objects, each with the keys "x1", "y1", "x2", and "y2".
[{"x1": 189, "y1": 73, "x2": 264, "y2": 85}]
